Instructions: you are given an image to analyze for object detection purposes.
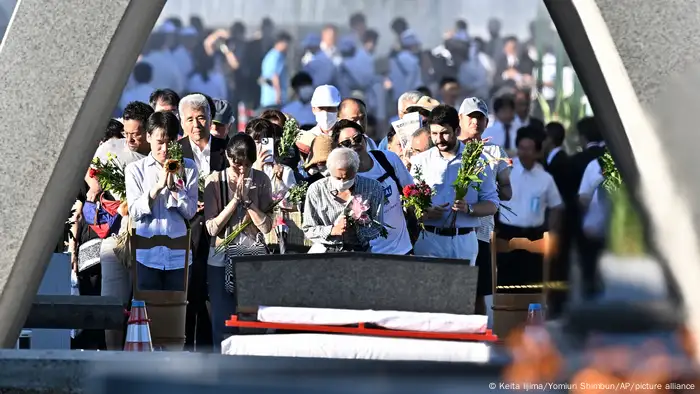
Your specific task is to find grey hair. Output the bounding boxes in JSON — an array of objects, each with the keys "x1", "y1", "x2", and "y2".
[
  {"x1": 178, "y1": 94, "x2": 211, "y2": 120},
  {"x1": 327, "y1": 147, "x2": 360, "y2": 174},
  {"x1": 398, "y1": 91, "x2": 423, "y2": 107},
  {"x1": 411, "y1": 127, "x2": 435, "y2": 148}
]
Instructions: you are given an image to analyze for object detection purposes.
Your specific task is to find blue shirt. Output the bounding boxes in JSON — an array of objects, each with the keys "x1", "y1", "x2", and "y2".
[
  {"x1": 260, "y1": 48, "x2": 287, "y2": 108},
  {"x1": 410, "y1": 142, "x2": 499, "y2": 229}
]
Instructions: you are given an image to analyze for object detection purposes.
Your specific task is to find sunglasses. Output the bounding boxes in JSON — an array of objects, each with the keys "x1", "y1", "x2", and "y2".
[{"x1": 339, "y1": 134, "x2": 364, "y2": 148}]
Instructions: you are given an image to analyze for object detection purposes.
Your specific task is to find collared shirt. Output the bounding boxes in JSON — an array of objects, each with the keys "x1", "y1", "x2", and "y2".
[
  {"x1": 302, "y1": 51, "x2": 337, "y2": 88},
  {"x1": 189, "y1": 135, "x2": 212, "y2": 175},
  {"x1": 500, "y1": 161, "x2": 562, "y2": 228},
  {"x1": 410, "y1": 141, "x2": 500, "y2": 229},
  {"x1": 579, "y1": 159, "x2": 603, "y2": 197},
  {"x1": 547, "y1": 146, "x2": 563, "y2": 166},
  {"x1": 482, "y1": 118, "x2": 524, "y2": 152},
  {"x1": 302, "y1": 175, "x2": 385, "y2": 248},
  {"x1": 125, "y1": 154, "x2": 198, "y2": 270},
  {"x1": 476, "y1": 143, "x2": 511, "y2": 242}
]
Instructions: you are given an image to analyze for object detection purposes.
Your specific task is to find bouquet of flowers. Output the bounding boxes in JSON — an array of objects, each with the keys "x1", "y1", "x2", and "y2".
[
  {"x1": 89, "y1": 153, "x2": 127, "y2": 201},
  {"x1": 345, "y1": 195, "x2": 391, "y2": 239},
  {"x1": 213, "y1": 192, "x2": 286, "y2": 255},
  {"x1": 286, "y1": 181, "x2": 309, "y2": 206},
  {"x1": 278, "y1": 117, "x2": 300, "y2": 160},
  {"x1": 445, "y1": 139, "x2": 488, "y2": 227},
  {"x1": 400, "y1": 165, "x2": 434, "y2": 227}
]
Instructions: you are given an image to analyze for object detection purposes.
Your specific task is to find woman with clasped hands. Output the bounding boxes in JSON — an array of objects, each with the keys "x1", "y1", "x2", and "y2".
[
  {"x1": 125, "y1": 112, "x2": 199, "y2": 292},
  {"x1": 204, "y1": 133, "x2": 273, "y2": 351}
]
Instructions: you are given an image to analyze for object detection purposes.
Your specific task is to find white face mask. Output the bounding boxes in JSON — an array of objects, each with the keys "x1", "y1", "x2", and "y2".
[
  {"x1": 298, "y1": 86, "x2": 314, "y2": 102},
  {"x1": 329, "y1": 176, "x2": 355, "y2": 192},
  {"x1": 315, "y1": 110, "x2": 338, "y2": 131}
]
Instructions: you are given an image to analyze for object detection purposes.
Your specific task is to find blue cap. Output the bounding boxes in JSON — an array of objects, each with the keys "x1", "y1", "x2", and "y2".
[
  {"x1": 338, "y1": 36, "x2": 357, "y2": 54},
  {"x1": 301, "y1": 33, "x2": 321, "y2": 49},
  {"x1": 131, "y1": 300, "x2": 145, "y2": 307},
  {"x1": 528, "y1": 303, "x2": 542, "y2": 311}
]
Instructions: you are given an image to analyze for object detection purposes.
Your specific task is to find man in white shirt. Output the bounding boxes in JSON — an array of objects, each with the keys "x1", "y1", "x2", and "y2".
[
  {"x1": 308, "y1": 84, "x2": 342, "y2": 137},
  {"x1": 332, "y1": 119, "x2": 414, "y2": 255},
  {"x1": 119, "y1": 63, "x2": 154, "y2": 114},
  {"x1": 458, "y1": 97, "x2": 512, "y2": 315},
  {"x1": 482, "y1": 95, "x2": 520, "y2": 156},
  {"x1": 498, "y1": 126, "x2": 563, "y2": 293}
]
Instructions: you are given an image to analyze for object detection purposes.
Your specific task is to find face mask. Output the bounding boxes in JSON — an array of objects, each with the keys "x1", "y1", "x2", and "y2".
[
  {"x1": 298, "y1": 86, "x2": 314, "y2": 102},
  {"x1": 329, "y1": 177, "x2": 354, "y2": 192},
  {"x1": 315, "y1": 111, "x2": 338, "y2": 131}
]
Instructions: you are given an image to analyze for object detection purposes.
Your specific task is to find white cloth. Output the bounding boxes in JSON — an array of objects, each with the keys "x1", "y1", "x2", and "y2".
[
  {"x1": 477, "y1": 144, "x2": 511, "y2": 243},
  {"x1": 281, "y1": 100, "x2": 315, "y2": 125},
  {"x1": 500, "y1": 161, "x2": 562, "y2": 227},
  {"x1": 579, "y1": 159, "x2": 603, "y2": 197},
  {"x1": 221, "y1": 333, "x2": 492, "y2": 362},
  {"x1": 124, "y1": 154, "x2": 198, "y2": 270},
  {"x1": 189, "y1": 135, "x2": 212, "y2": 175},
  {"x1": 119, "y1": 84, "x2": 154, "y2": 112},
  {"x1": 257, "y1": 306, "x2": 487, "y2": 334},
  {"x1": 541, "y1": 52, "x2": 557, "y2": 101},
  {"x1": 263, "y1": 163, "x2": 297, "y2": 197},
  {"x1": 360, "y1": 151, "x2": 413, "y2": 255},
  {"x1": 187, "y1": 72, "x2": 227, "y2": 101},
  {"x1": 414, "y1": 231, "x2": 478, "y2": 264}
]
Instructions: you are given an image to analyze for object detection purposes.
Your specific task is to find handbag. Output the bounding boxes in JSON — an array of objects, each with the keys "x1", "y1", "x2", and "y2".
[
  {"x1": 219, "y1": 170, "x2": 269, "y2": 294},
  {"x1": 113, "y1": 217, "x2": 132, "y2": 269},
  {"x1": 82, "y1": 194, "x2": 121, "y2": 239},
  {"x1": 77, "y1": 237, "x2": 101, "y2": 272}
]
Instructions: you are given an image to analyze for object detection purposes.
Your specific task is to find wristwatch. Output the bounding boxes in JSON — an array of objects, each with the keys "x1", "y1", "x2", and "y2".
[
  {"x1": 467, "y1": 204, "x2": 474, "y2": 215},
  {"x1": 242, "y1": 200, "x2": 253, "y2": 209}
]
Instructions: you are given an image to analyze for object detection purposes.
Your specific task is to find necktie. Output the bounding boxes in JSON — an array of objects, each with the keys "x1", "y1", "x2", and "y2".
[{"x1": 504, "y1": 123, "x2": 512, "y2": 150}]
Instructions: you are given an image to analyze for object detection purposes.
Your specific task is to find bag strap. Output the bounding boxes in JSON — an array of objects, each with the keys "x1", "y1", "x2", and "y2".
[
  {"x1": 370, "y1": 150, "x2": 402, "y2": 190},
  {"x1": 220, "y1": 170, "x2": 230, "y2": 239}
]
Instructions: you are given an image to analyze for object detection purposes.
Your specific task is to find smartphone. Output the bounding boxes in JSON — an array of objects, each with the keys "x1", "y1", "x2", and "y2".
[{"x1": 260, "y1": 137, "x2": 274, "y2": 163}]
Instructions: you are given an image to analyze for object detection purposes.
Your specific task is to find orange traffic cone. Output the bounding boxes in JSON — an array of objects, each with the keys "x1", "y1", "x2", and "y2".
[{"x1": 124, "y1": 299, "x2": 153, "y2": 352}]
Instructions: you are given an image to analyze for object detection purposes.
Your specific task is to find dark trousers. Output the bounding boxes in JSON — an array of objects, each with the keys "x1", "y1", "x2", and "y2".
[
  {"x1": 136, "y1": 264, "x2": 188, "y2": 291},
  {"x1": 475, "y1": 240, "x2": 493, "y2": 297},
  {"x1": 72, "y1": 264, "x2": 106, "y2": 350},
  {"x1": 184, "y1": 218, "x2": 213, "y2": 352},
  {"x1": 207, "y1": 265, "x2": 238, "y2": 353}
]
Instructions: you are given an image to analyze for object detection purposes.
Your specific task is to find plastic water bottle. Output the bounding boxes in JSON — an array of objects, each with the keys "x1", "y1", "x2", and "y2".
[{"x1": 527, "y1": 303, "x2": 545, "y2": 326}]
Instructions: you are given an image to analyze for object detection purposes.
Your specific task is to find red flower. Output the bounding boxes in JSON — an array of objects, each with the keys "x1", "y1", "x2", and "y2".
[
  {"x1": 403, "y1": 185, "x2": 413, "y2": 198},
  {"x1": 505, "y1": 158, "x2": 513, "y2": 166},
  {"x1": 88, "y1": 168, "x2": 99, "y2": 178}
]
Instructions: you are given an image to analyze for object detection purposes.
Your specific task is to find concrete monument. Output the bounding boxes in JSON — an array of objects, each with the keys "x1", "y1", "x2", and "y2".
[{"x1": 0, "y1": 0, "x2": 166, "y2": 348}]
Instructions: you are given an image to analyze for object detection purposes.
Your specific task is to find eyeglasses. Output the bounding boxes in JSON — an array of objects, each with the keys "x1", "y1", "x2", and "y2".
[{"x1": 339, "y1": 134, "x2": 363, "y2": 148}]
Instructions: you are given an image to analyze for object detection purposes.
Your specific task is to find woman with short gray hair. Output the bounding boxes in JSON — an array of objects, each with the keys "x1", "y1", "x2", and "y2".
[{"x1": 302, "y1": 147, "x2": 385, "y2": 252}]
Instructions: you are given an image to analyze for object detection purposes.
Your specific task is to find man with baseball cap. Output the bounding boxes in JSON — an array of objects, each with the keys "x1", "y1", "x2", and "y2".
[
  {"x1": 210, "y1": 99, "x2": 235, "y2": 140},
  {"x1": 309, "y1": 84, "x2": 342, "y2": 136},
  {"x1": 458, "y1": 97, "x2": 512, "y2": 317},
  {"x1": 457, "y1": 97, "x2": 490, "y2": 142}
]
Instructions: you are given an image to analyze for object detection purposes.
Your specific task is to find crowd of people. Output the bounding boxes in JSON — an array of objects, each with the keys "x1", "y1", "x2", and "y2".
[{"x1": 68, "y1": 14, "x2": 605, "y2": 353}]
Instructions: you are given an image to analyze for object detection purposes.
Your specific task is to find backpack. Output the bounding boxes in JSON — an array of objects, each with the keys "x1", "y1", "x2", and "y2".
[
  {"x1": 82, "y1": 194, "x2": 122, "y2": 239},
  {"x1": 369, "y1": 150, "x2": 420, "y2": 244}
]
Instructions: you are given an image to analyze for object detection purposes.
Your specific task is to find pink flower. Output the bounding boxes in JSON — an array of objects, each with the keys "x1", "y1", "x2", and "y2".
[
  {"x1": 350, "y1": 195, "x2": 369, "y2": 221},
  {"x1": 358, "y1": 213, "x2": 370, "y2": 225},
  {"x1": 175, "y1": 178, "x2": 184, "y2": 190}
]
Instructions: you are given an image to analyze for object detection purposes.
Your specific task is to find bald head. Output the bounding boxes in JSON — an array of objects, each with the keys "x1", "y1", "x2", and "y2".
[{"x1": 338, "y1": 98, "x2": 367, "y2": 134}]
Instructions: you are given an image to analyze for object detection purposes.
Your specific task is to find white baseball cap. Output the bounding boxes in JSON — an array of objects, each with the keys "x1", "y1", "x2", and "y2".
[{"x1": 310, "y1": 85, "x2": 341, "y2": 108}]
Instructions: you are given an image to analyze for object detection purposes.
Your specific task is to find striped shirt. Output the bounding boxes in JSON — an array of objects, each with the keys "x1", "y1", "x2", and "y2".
[
  {"x1": 302, "y1": 175, "x2": 385, "y2": 249},
  {"x1": 477, "y1": 143, "x2": 511, "y2": 243}
]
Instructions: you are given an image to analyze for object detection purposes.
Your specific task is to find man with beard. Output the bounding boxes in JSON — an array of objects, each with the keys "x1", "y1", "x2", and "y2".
[
  {"x1": 178, "y1": 93, "x2": 227, "y2": 352},
  {"x1": 410, "y1": 105, "x2": 499, "y2": 262},
  {"x1": 458, "y1": 97, "x2": 512, "y2": 315}
]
